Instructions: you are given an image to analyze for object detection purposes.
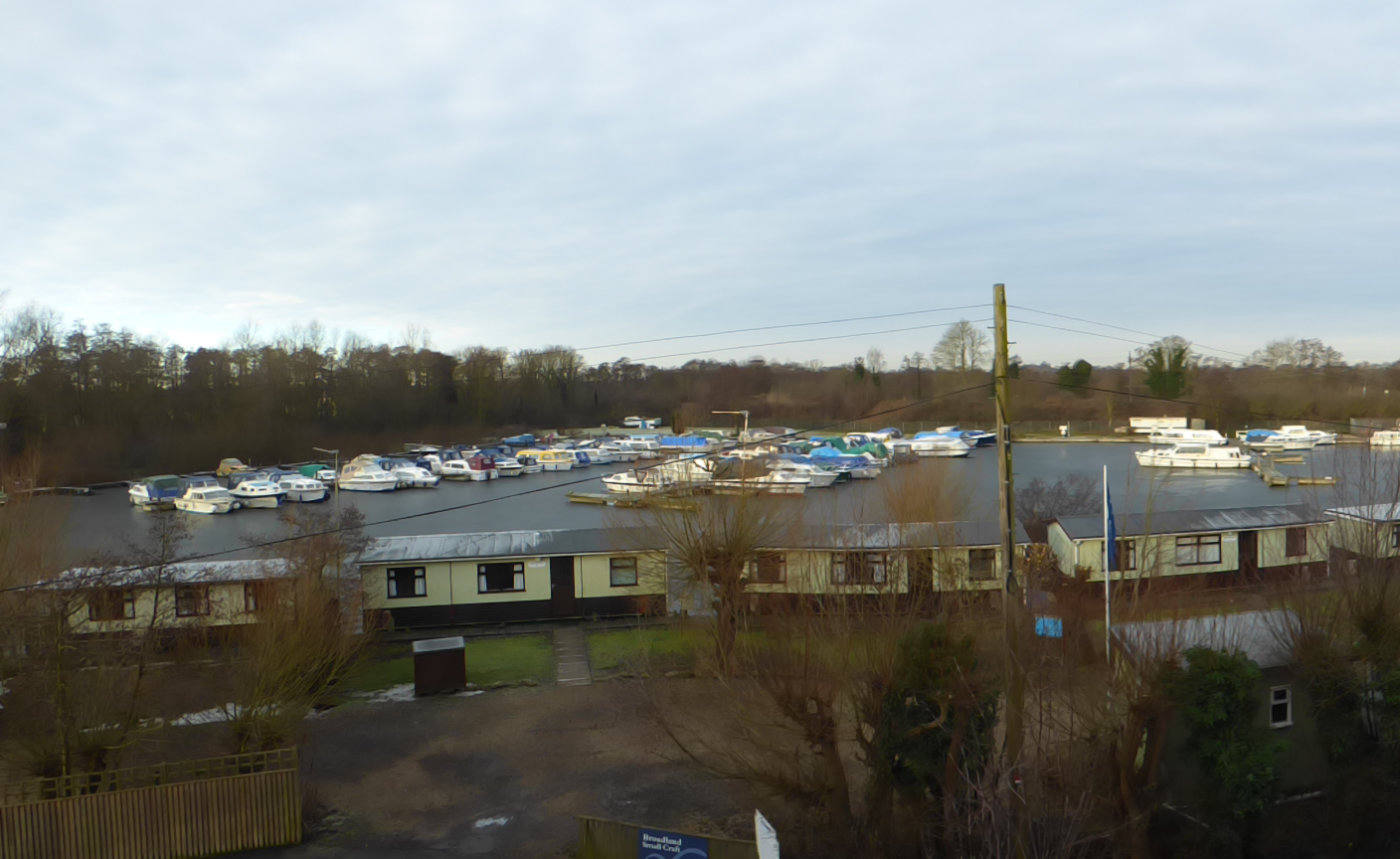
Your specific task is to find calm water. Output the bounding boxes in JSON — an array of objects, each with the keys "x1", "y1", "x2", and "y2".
[{"x1": 56, "y1": 443, "x2": 1400, "y2": 564}]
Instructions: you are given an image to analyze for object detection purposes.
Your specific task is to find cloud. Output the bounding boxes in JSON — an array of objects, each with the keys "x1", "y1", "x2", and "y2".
[{"x1": 1, "y1": 1, "x2": 1398, "y2": 366}]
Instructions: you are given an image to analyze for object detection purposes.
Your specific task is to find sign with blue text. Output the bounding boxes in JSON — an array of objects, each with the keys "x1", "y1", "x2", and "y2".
[{"x1": 638, "y1": 827, "x2": 709, "y2": 858}]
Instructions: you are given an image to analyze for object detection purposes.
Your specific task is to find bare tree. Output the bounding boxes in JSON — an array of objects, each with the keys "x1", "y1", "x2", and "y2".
[
  {"x1": 865, "y1": 347, "x2": 886, "y2": 376},
  {"x1": 932, "y1": 320, "x2": 990, "y2": 371}
]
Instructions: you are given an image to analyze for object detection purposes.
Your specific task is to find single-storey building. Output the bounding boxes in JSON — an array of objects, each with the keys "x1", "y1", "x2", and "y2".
[
  {"x1": 357, "y1": 529, "x2": 669, "y2": 628},
  {"x1": 1046, "y1": 505, "x2": 1330, "y2": 588},
  {"x1": 1325, "y1": 503, "x2": 1400, "y2": 568}
]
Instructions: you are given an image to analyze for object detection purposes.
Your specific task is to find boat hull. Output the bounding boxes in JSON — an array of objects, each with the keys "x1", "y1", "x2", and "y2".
[
  {"x1": 231, "y1": 494, "x2": 282, "y2": 508},
  {"x1": 338, "y1": 479, "x2": 398, "y2": 492},
  {"x1": 174, "y1": 499, "x2": 236, "y2": 514}
]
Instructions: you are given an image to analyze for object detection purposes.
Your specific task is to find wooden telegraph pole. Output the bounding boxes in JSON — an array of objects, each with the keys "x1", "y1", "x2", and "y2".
[{"x1": 993, "y1": 283, "x2": 1028, "y2": 849}]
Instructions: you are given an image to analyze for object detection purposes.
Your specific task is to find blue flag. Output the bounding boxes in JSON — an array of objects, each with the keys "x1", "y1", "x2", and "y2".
[{"x1": 1105, "y1": 481, "x2": 1118, "y2": 572}]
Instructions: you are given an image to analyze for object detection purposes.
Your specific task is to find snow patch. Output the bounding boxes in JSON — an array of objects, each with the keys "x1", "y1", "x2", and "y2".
[
  {"x1": 473, "y1": 816, "x2": 511, "y2": 829},
  {"x1": 171, "y1": 704, "x2": 238, "y2": 726}
]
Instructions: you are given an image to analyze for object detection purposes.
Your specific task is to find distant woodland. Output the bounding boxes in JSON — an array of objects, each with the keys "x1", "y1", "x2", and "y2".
[{"x1": 0, "y1": 304, "x2": 1394, "y2": 484}]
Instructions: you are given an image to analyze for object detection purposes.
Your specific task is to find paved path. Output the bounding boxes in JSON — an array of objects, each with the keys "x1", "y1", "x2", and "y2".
[{"x1": 552, "y1": 625, "x2": 592, "y2": 686}]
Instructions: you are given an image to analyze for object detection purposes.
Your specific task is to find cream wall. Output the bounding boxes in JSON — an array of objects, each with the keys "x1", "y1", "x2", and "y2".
[
  {"x1": 1329, "y1": 518, "x2": 1400, "y2": 558},
  {"x1": 1049, "y1": 523, "x2": 1328, "y2": 582},
  {"x1": 741, "y1": 546, "x2": 1006, "y2": 596},
  {"x1": 69, "y1": 581, "x2": 263, "y2": 635}
]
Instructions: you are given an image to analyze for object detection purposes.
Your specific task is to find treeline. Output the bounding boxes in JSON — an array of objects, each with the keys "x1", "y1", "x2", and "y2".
[{"x1": 0, "y1": 305, "x2": 1397, "y2": 483}]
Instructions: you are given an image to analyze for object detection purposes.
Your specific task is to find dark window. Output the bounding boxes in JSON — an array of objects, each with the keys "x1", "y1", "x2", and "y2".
[
  {"x1": 1392, "y1": 525, "x2": 1399, "y2": 550},
  {"x1": 88, "y1": 588, "x2": 135, "y2": 621},
  {"x1": 478, "y1": 561, "x2": 525, "y2": 593},
  {"x1": 968, "y1": 548, "x2": 997, "y2": 581},
  {"x1": 1175, "y1": 534, "x2": 1222, "y2": 566},
  {"x1": 244, "y1": 581, "x2": 276, "y2": 613},
  {"x1": 832, "y1": 551, "x2": 887, "y2": 585},
  {"x1": 1285, "y1": 527, "x2": 1308, "y2": 558},
  {"x1": 905, "y1": 550, "x2": 933, "y2": 584},
  {"x1": 1112, "y1": 539, "x2": 1137, "y2": 572},
  {"x1": 751, "y1": 551, "x2": 786, "y2": 584},
  {"x1": 1270, "y1": 685, "x2": 1293, "y2": 728},
  {"x1": 386, "y1": 566, "x2": 426, "y2": 599},
  {"x1": 609, "y1": 556, "x2": 639, "y2": 587},
  {"x1": 175, "y1": 585, "x2": 210, "y2": 617}
]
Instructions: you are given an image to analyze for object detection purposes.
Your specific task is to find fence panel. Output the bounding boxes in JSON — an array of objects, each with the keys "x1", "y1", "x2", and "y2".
[{"x1": 0, "y1": 750, "x2": 301, "y2": 859}]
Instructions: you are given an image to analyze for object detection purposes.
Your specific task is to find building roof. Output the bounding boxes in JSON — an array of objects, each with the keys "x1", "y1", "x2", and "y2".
[
  {"x1": 357, "y1": 520, "x2": 1026, "y2": 564},
  {"x1": 1112, "y1": 609, "x2": 1295, "y2": 669},
  {"x1": 1052, "y1": 504, "x2": 1321, "y2": 541},
  {"x1": 54, "y1": 558, "x2": 292, "y2": 589},
  {"x1": 1326, "y1": 503, "x2": 1400, "y2": 523}
]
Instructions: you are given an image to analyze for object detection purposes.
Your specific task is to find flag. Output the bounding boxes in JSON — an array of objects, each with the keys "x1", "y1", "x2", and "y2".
[{"x1": 1105, "y1": 480, "x2": 1117, "y2": 572}]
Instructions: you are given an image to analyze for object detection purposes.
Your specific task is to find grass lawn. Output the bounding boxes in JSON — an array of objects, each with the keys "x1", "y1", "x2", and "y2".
[
  {"x1": 588, "y1": 625, "x2": 707, "y2": 674},
  {"x1": 342, "y1": 634, "x2": 554, "y2": 693}
]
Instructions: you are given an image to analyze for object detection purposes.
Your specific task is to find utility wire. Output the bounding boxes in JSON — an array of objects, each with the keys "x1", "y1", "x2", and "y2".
[
  {"x1": 1008, "y1": 303, "x2": 1253, "y2": 361},
  {"x1": 631, "y1": 317, "x2": 994, "y2": 362},
  {"x1": 7, "y1": 381, "x2": 993, "y2": 590},
  {"x1": 576, "y1": 303, "x2": 985, "y2": 352}
]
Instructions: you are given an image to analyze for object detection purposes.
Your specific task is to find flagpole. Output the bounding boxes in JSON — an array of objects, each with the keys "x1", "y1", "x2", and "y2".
[{"x1": 1103, "y1": 464, "x2": 1111, "y2": 664}]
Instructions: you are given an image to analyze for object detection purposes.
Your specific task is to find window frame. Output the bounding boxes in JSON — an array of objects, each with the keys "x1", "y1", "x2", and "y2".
[
  {"x1": 832, "y1": 551, "x2": 888, "y2": 585},
  {"x1": 1174, "y1": 534, "x2": 1223, "y2": 567},
  {"x1": 1111, "y1": 539, "x2": 1137, "y2": 572},
  {"x1": 174, "y1": 584, "x2": 210, "y2": 618},
  {"x1": 386, "y1": 566, "x2": 427, "y2": 600},
  {"x1": 750, "y1": 551, "x2": 787, "y2": 584},
  {"x1": 968, "y1": 547, "x2": 997, "y2": 581},
  {"x1": 1269, "y1": 684, "x2": 1293, "y2": 728},
  {"x1": 88, "y1": 588, "x2": 136, "y2": 622},
  {"x1": 477, "y1": 561, "x2": 525, "y2": 594},
  {"x1": 609, "y1": 556, "x2": 640, "y2": 587},
  {"x1": 1285, "y1": 526, "x2": 1308, "y2": 558},
  {"x1": 1391, "y1": 524, "x2": 1400, "y2": 551}
]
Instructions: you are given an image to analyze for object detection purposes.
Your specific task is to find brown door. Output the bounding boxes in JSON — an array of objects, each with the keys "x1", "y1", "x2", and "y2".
[
  {"x1": 550, "y1": 556, "x2": 577, "y2": 617},
  {"x1": 1238, "y1": 530, "x2": 1259, "y2": 579}
]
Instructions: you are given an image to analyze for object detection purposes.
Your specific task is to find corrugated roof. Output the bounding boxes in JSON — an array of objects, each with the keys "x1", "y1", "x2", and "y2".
[
  {"x1": 357, "y1": 520, "x2": 1023, "y2": 564},
  {"x1": 55, "y1": 558, "x2": 292, "y2": 588},
  {"x1": 1326, "y1": 503, "x2": 1400, "y2": 523},
  {"x1": 1112, "y1": 609, "x2": 1295, "y2": 669},
  {"x1": 1053, "y1": 504, "x2": 1321, "y2": 541}
]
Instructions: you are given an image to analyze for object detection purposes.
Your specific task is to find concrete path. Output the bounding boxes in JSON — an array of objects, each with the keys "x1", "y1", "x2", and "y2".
[{"x1": 552, "y1": 625, "x2": 592, "y2": 686}]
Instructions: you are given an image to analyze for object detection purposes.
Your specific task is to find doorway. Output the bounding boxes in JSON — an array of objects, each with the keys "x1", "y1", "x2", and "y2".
[
  {"x1": 550, "y1": 556, "x2": 577, "y2": 617},
  {"x1": 1238, "y1": 530, "x2": 1259, "y2": 579}
]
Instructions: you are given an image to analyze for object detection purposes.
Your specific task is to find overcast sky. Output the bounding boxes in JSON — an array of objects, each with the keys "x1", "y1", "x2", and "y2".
[{"x1": 2, "y1": 2, "x2": 1398, "y2": 368}]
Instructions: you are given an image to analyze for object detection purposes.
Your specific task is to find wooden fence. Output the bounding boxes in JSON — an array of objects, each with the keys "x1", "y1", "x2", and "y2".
[
  {"x1": 578, "y1": 814, "x2": 758, "y2": 859},
  {"x1": 0, "y1": 748, "x2": 302, "y2": 859}
]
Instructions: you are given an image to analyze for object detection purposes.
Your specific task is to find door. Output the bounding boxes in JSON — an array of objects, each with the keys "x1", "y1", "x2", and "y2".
[
  {"x1": 550, "y1": 556, "x2": 577, "y2": 617},
  {"x1": 1238, "y1": 530, "x2": 1259, "y2": 579}
]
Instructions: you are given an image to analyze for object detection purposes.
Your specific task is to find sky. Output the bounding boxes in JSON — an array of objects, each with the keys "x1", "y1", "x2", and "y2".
[{"x1": 2, "y1": 1, "x2": 1398, "y2": 368}]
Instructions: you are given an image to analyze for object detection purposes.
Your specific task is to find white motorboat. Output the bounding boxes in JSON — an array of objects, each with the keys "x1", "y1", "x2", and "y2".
[
  {"x1": 514, "y1": 453, "x2": 544, "y2": 475},
  {"x1": 174, "y1": 482, "x2": 237, "y2": 514},
  {"x1": 769, "y1": 460, "x2": 839, "y2": 488},
  {"x1": 654, "y1": 456, "x2": 716, "y2": 484},
  {"x1": 576, "y1": 442, "x2": 615, "y2": 465},
  {"x1": 599, "y1": 442, "x2": 638, "y2": 462},
  {"x1": 227, "y1": 477, "x2": 285, "y2": 509},
  {"x1": 1371, "y1": 429, "x2": 1400, "y2": 448},
  {"x1": 1134, "y1": 444, "x2": 1252, "y2": 469},
  {"x1": 907, "y1": 435, "x2": 972, "y2": 458},
  {"x1": 1276, "y1": 424, "x2": 1337, "y2": 446},
  {"x1": 265, "y1": 469, "x2": 328, "y2": 503},
  {"x1": 713, "y1": 471, "x2": 809, "y2": 496},
  {"x1": 383, "y1": 459, "x2": 440, "y2": 488},
  {"x1": 493, "y1": 455, "x2": 525, "y2": 477},
  {"x1": 440, "y1": 460, "x2": 472, "y2": 480},
  {"x1": 337, "y1": 456, "x2": 399, "y2": 492},
  {"x1": 617, "y1": 438, "x2": 661, "y2": 459},
  {"x1": 1147, "y1": 428, "x2": 1229, "y2": 446},
  {"x1": 128, "y1": 474, "x2": 184, "y2": 510},
  {"x1": 601, "y1": 469, "x2": 677, "y2": 495},
  {"x1": 1237, "y1": 429, "x2": 1316, "y2": 451}
]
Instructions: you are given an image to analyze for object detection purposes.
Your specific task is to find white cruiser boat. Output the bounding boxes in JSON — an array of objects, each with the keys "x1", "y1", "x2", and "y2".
[
  {"x1": 128, "y1": 474, "x2": 184, "y2": 510},
  {"x1": 617, "y1": 438, "x2": 661, "y2": 459},
  {"x1": 1371, "y1": 429, "x2": 1400, "y2": 448},
  {"x1": 174, "y1": 482, "x2": 237, "y2": 514},
  {"x1": 654, "y1": 456, "x2": 716, "y2": 484},
  {"x1": 601, "y1": 469, "x2": 677, "y2": 495},
  {"x1": 493, "y1": 455, "x2": 525, "y2": 477},
  {"x1": 1237, "y1": 429, "x2": 1316, "y2": 452},
  {"x1": 513, "y1": 453, "x2": 544, "y2": 475},
  {"x1": 383, "y1": 460, "x2": 439, "y2": 488},
  {"x1": 338, "y1": 457, "x2": 399, "y2": 492},
  {"x1": 265, "y1": 469, "x2": 328, "y2": 502},
  {"x1": 1276, "y1": 425, "x2": 1337, "y2": 446},
  {"x1": 713, "y1": 471, "x2": 809, "y2": 496},
  {"x1": 599, "y1": 442, "x2": 638, "y2": 462},
  {"x1": 576, "y1": 442, "x2": 614, "y2": 465},
  {"x1": 228, "y1": 477, "x2": 285, "y2": 509},
  {"x1": 908, "y1": 435, "x2": 972, "y2": 458},
  {"x1": 1134, "y1": 444, "x2": 1252, "y2": 469},
  {"x1": 769, "y1": 460, "x2": 839, "y2": 488},
  {"x1": 1147, "y1": 428, "x2": 1228, "y2": 446}
]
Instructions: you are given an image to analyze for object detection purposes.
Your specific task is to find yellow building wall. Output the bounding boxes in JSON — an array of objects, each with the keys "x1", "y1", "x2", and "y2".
[
  {"x1": 70, "y1": 581, "x2": 264, "y2": 635},
  {"x1": 361, "y1": 561, "x2": 454, "y2": 611},
  {"x1": 1059, "y1": 524, "x2": 1327, "y2": 583},
  {"x1": 1329, "y1": 519, "x2": 1400, "y2": 558},
  {"x1": 448, "y1": 558, "x2": 550, "y2": 604},
  {"x1": 576, "y1": 552, "x2": 667, "y2": 599},
  {"x1": 1257, "y1": 524, "x2": 1329, "y2": 567},
  {"x1": 740, "y1": 547, "x2": 1008, "y2": 596},
  {"x1": 360, "y1": 552, "x2": 668, "y2": 610}
]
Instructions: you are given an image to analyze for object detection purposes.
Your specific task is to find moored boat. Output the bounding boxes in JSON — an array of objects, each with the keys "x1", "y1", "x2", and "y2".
[
  {"x1": 602, "y1": 468, "x2": 677, "y2": 495},
  {"x1": 128, "y1": 474, "x2": 184, "y2": 510},
  {"x1": 1371, "y1": 429, "x2": 1400, "y2": 448},
  {"x1": 1134, "y1": 444, "x2": 1252, "y2": 469},
  {"x1": 264, "y1": 469, "x2": 329, "y2": 502},
  {"x1": 1146, "y1": 428, "x2": 1229, "y2": 446},
  {"x1": 338, "y1": 456, "x2": 399, "y2": 492},
  {"x1": 227, "y1": 476, "x2": 285, "y2": 509},
  {"x1": 174, "y1": 480, "x2": 237, "y2": 514}
]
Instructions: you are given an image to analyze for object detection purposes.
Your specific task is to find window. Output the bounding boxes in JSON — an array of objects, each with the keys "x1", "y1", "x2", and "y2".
[
  {"x1": 174, "y1": 585, "x2": 210, "y2": 617},
  {"x1": 1175, "y1": 534, "x2": 1222, "y2": 566},
  {"x1": 88, "y1": 588, "x2": 135, "y2": 621},
  {"x1": 750, "y1": 551, "x2": 786, "y2": 584},
  {"x1": 968, "y1": 548, "x2": 997, "y2": 581},
  {"x1": 832, "y1": 551, "x2": 887, "y2": 585},
  {"x1": 905, "y1": 550, "x2": 933, "y2": 585},
  {"x1": 1285, "y1": 527, "x2": 1308, "y2": 558},
  {"x1": 386, "y1": 566, "x2": 426, "y2": 599},
  {"x1": 244, "y1": 581, "x2": 276, "y2": 613},
  {"x1": 478, "y1": 561, "x2": 525, "y2": 593},
  {"x1": 1392, "y1": 525, "x2": 1399, "y2": 550},
  {"x1": 1270, "y1": 685, "x2": 1293, "y2": 728},
  {"x1": 609, "y1": 556, "x2": 639, "y2": 587},
  {"x1": 1112, "y1": 540, "x2": 1137, "y2": 572}
]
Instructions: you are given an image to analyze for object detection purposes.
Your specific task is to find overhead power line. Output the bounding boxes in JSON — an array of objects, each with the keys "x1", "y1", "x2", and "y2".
[
  {"x1": 1008, "y1": 304, "x2": 1253, "y2": 361},
  {"x1": 631, "y1": 317, "x2": 994, "y2": 362}
]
